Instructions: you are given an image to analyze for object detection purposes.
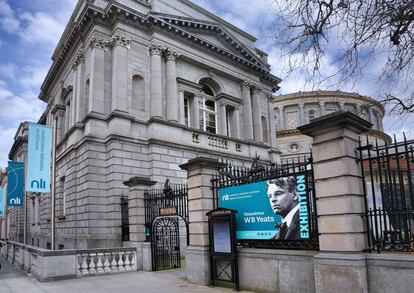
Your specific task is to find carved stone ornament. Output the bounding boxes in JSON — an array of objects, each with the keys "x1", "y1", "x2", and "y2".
[
  {"x1": 251, "y1": 84, "x2": 262, "y2": 94},
  {"x1": 165, "y1": 48, "x2": 181, "y2": 61},
  {"x1": 148, "y1": 42, "x2": 165, "y2": 56},
  {"x1": 89, "y1": 36, "x2": 110, "y2": 49},
  {"x1": 71, "y1": 53, "x2": 85, "y2": 69},
  {"x1": 241, "y1": 81, "x2": 252, "y2": 90},
  {"x1": 111, "y1": 33, "x2": 131, "y2": 49}
]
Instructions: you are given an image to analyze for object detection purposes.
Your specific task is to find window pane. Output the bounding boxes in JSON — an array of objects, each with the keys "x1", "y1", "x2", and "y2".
[
  {"x1": 199, "y1": 109, "x2": 205, "y2": 130},
  {"x1": 205, "y1": 99, "x2": 215, "y2": 111},
  {"x1": 206, "y1": 113, "x2": 216, "y2": 133}
]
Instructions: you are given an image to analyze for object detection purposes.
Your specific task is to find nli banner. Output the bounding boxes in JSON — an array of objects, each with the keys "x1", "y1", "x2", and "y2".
[
  {"x1": 7, "y1": 161, "x2": 24, "y2": 207},
  {"x1": 218, "y1": 174, "x2": 310, "y2": 241},
  {"x1": 0, "y1": 187, "x2": 5, "y2": 217},
  {"x1": 26, "y1": 123, "x2": 52, "y2": 193}
]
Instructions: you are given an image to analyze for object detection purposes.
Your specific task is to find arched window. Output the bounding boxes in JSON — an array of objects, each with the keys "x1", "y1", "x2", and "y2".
[
  {"x1": 132, "y1": 75, "x2": 145, "y2": 111},
  {"x1": 261, "y1": 116, "x2": 268, "y2": 143},
  {"x1": 84, "y1": 79, "x2": 89, "y2": 115}
]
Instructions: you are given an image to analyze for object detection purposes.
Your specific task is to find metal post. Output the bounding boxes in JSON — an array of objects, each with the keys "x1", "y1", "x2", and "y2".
[{"x1": 51, "y1": 118, "x2": 57, "y2": 250}]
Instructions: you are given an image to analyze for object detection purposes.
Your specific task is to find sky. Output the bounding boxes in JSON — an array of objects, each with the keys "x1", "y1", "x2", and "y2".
[{"x1": 0, "y1": 0, "x2": 413, "y2": 169}]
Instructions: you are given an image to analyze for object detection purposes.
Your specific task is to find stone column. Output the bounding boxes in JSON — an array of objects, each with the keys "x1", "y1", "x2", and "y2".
[
  {"x1": 72, "y1": 53, "x2": 85, "y2": 122},
  {"x1": 123, "y1": 177, "x2": 156, "y2": 271},
  {"x1": 89, "y1": 37, "x2": 108, "y2": 114},
  {"x1": 267, "y1": 94, "x2": 277, "y2": 147},
  {"x1": 111, "y1": 34, "x2": 130, "y2": 113},
  {"x1": 339, "y1": 101, "x2": 346, "y2": 112},
  {"x1": 251, "y1": 85, "x2": 263, "y2": 142},
  {"x1": 192, "y1": 94, "x2": 200, "y2": 130},
  {"x1": 218, "y1": 102, "x2": 227, "y2": 136},
  {"x1": 241, "y1": 82, "x2": 254, "y2": 140},
  {"x1": 368, "y1": 108, "x2": 374, "y2": 124},
  {"x1": 179, "y1": 157, "x2": 226, "y2": 286},
  {"x1": 299, "y1": 102, "x2": 305, "y2": 125},
  {"x1": 319, "y1": 101, "x2": 326, "y2": 116},
  {"x1": 278, "y1": 105, "x2": 285, "y2": 130},
  {"x1": 165, "y1": 49, "x2": 180, "y2": 122},
  {"x1": 149, "y1": 43, "x2": 164, "y2": 119},
  {"x1": 298, "y1": 112, "x2": 373, "y2": 293}
]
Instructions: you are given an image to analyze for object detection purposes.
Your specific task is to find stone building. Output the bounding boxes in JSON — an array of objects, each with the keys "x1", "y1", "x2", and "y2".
[
  {"x1": 273, "y1": 91, "x2": 391, "y2": 158},
  {"x1": 5, "y1": 0, "x2": 281, "y2": 249}
]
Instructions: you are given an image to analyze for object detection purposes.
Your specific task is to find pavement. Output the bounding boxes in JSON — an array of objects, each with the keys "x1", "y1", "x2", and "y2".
[{"x1": 0, "y1": 259, "x2": 254, "y2": 293}]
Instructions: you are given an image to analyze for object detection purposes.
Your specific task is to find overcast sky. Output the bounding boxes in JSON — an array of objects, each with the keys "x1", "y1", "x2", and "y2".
[{"x1": 0, "y1": 0, "x2": 412, "y2": 168}]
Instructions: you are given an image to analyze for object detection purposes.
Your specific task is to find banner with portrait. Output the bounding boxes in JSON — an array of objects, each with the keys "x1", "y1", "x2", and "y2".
[{"x1": 218, "y1": 174, "x2": 310, "y2": 240}]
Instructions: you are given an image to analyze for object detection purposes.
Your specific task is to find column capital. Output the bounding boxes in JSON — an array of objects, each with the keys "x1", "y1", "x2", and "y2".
[
  {"x1": 241, "y1": 81, "x2": 252, "y2": 90},
  {"x1": 299, "y1": 102, "x2": 305, "y2": 108},
  {"x1": 149, "y1": 42, "x2": 165, "y2": 56},
  {"x1": 251, "y1": 85, "x2": 262, "y2": 94},
  {"x1": 266, "y1": 93, "x2": 274, "y2": 101},
  {"x1": 89, "y1": 36, "x2": 110, "y2": 49},
  {"x1": 277, "y1": 104, "x2": 284, "y2": 110},
  {"x1": 110, "y1": 33, "x2": 131, "y2": 49},
  {"x1": 165, "y1": 48, "x2": 181, "y2": 61},
  {"x1": 319, "y1": 101, "x2": 325, "y2": 106},
  {"x1": 71, "y1": 53, "x2": 85, "y2": 70}
]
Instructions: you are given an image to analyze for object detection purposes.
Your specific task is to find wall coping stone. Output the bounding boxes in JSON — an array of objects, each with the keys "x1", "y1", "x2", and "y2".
[
  {"x1": 180, "y1": 157, "x2": 227, "y2": 171},
  {"x1": 298, "y1": 111, "x2": 372, "y2": 136},
  {"x1": 123, "y1": 176, "x2": 157, "y2": 187}
]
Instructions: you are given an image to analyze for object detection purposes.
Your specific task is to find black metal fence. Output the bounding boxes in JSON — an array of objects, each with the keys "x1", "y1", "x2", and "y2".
[
  {"x1": 212, "y1": 155, "x2": 319, "y2": 250},
  {"x1": 358, "y1": 135, "x2": 414, "y2": 252},
  {"x1": 120, "y1": 197, "x2": 130, "y2": 242}
]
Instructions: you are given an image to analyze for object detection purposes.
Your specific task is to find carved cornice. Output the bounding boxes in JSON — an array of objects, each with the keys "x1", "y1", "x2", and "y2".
[
  {"x1": 111, "y1": 33, "x2": 131, "y2": 49},
  {"x1": 39, "y1": 2, "x2": 282, "y2": 102}
]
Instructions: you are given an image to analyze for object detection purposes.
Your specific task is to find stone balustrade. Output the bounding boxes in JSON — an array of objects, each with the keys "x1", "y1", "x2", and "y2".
[
  {"x1": 207, "y1": 136, "x2": 228, "y2": 149},
  {"x1": 0, "y1": 240, "x2": 138, "y2": 281},
  {"x1": 77, "y1": 248, "x2": 137, "y2": 276}
]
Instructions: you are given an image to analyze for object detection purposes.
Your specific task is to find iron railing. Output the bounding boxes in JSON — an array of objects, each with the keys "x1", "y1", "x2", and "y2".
[
  {"x1": 358, "y1": 135, "x2": 414, "y2": 252},
  {"x1": 212, "y1": 155, "x2": 319, "y2": 250}
]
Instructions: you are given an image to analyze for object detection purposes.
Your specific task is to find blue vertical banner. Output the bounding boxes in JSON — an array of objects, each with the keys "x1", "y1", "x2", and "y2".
[
  {"x1": 26, "y1": 123, "x2": 52, "y2": 193},
  {"x1": 0, "y1": 187, "x2": 5, "y2": 217},
  {"x1": 7, "y1": 161, "x2": 24, "y2": 207}
]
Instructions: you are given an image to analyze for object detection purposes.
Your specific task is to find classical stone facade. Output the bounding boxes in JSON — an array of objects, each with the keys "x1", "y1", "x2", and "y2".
[
  {"x1": 5, "y1": 0, "x2": 281, "y2": 249},
  {"x1": 273, "y1": 91, "x2": 391, "y2": 158}
]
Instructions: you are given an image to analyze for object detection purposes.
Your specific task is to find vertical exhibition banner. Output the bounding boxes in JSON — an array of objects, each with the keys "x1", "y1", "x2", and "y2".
[
  {"x1": 0, "y1": 187, "x2": 5, "y2": 217},
  {"x1": 7, "y1": 161, "x2": 24, "y2": 207},
  {"x1": 26, "y1": 123, "x2": 52, "y2": 193}
]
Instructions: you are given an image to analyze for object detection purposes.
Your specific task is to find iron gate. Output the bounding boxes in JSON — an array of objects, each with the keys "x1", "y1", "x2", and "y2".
[
  {"x1": 144, "y1": 180, "x2": 188, "y2": 271},
  {"x1": 151, "y1": 217, "x2": 181, "y2": 271},
  {"x1": 358, "y1": 135, "x2": 414, "y2": 252}
]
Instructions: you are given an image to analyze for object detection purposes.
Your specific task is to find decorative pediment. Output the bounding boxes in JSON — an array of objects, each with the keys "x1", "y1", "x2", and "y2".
[{"x1": 151, "y1": 13, "x2": 269, "y2": 71}]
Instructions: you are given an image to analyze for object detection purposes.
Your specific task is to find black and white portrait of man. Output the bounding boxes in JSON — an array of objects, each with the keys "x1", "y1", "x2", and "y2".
[{"x1": 266, "y1": 177, "x2": 300, "y2": 240}]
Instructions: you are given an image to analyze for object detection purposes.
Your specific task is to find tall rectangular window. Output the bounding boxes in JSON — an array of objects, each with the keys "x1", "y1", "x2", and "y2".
[
  {"x1": 199, "y1": 97, "x2": 216, "y2": 134},
  {"x1": 184, "y1": 97, "x2": 190, "y2": 127}
]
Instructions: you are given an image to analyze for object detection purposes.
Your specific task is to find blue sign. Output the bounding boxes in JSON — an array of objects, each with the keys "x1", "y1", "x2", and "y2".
[
  {"x1": 218, "y1": 175, "x2": 309, "y2": 240},
  {"x1": 7, "y1": 161, "x2": 25, "y2": 207},
  {"x1": 26, "y1": 123, "x2": 52, "y2": 193},
  {"x1": 0, "y1": 187, "x2": 5, "y2": 217}
]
